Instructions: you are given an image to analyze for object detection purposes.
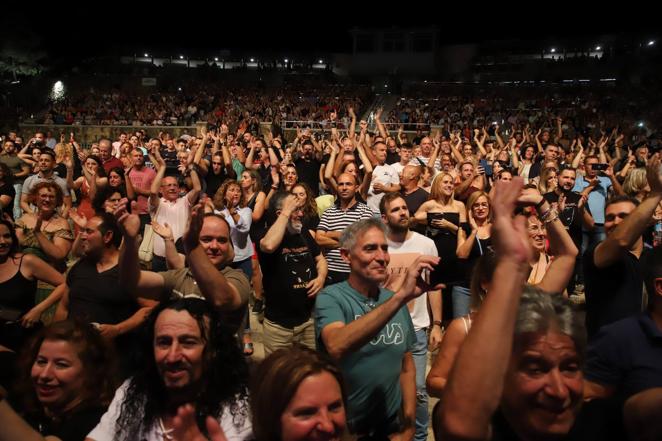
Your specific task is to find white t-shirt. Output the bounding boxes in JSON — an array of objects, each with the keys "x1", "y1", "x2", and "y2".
[
  {"x1": 88, "y1": 380, "x2": 253, "y2": 441},
  {"x1": 150, "y1": 197, "x2": 191, "y2": 258},
  {"x1": 385, "y1": 232, "x2": 439, "y2": 331},
  {"x1": 391, "y1": 161, "x2": 407, "y2": 178},
  {"x1": 366, "y1": 163, "x2": 400, "y2": 213}
]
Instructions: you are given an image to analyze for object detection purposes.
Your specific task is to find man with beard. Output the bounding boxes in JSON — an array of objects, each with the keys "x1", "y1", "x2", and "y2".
[
  {"x1": 381, "y1": 193, "x2": 441, "y2": 441},
  {"x1": 294, "y1": 139, "x2": 322, "y2": 196},
  {"x1": 0, "y1": 139, "x2": 30, "y2": 219},
  {"x1": 53, "y1": 212, "x2": 155, "y2": 374},
  {"x1": 86, "y1": 297, "x2": 253, "y2": 441},
  {"x1": 544, "y1": 166, "x2": 595, "y2": 293},
  {"x1": 258, "y1": 192, "x2": 327, "y2": 354},
  {"x1": 116, "y1": 203, "x2": 249, "y2": 333}
]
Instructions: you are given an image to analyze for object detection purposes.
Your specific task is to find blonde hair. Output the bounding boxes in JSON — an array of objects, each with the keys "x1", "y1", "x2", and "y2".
[
  {"x1": 430, "y1": 172, "x2": 455, "y2": 202},
  {"x1": 623, "y1": 168, "x2": 648, "y2": 197}
]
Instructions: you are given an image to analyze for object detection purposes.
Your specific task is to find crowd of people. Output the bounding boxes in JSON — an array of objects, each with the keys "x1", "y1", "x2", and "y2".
[
  {"x1": 0, "y1": 100, "x2": 661, "y2": 441},
  {"x1": 25, "y1": 83, "x2": 370, "y2": 129},
  {"x1": 384, "y1": 84, "x2": 662, "y2": 136}
]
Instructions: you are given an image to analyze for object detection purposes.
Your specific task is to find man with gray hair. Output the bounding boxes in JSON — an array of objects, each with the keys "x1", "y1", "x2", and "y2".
[
  {"x1": 438, "y1": 177, "x2": 609, "y2": 441},
  {"x1": 259, "y1": 191, "x2": 327, "y2": 355},
  {"x1": 315, "y1": 217, "x2": 440, "y2": 439}
]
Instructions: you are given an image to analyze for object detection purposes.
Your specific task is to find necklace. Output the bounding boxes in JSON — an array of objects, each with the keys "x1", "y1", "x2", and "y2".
[{"x1": 157, "y1": 417, "x2": 174, "y2": 440}]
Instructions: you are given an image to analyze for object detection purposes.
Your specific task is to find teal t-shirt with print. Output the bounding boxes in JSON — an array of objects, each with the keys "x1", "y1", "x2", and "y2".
[{"x1": 314, "y1": 281, "x2": 415, "y2": 433}]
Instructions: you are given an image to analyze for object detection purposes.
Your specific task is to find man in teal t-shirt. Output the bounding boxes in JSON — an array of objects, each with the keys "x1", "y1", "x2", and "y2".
[{"x1": 314, "y1": 218, "x2": 440, "y2": 439}]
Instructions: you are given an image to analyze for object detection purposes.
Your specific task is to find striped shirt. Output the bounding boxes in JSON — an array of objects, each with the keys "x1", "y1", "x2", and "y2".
[{"x1": 317, "y1": 201, "x2": 376, "y2": 273}]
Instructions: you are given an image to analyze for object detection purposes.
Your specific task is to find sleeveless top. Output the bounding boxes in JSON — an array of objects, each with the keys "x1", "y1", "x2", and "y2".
[
  {"x1": 426, "y1": 211, "x2": 461, "y2": 284},
  {"x1": 0, "y1": 256, "x2": 37, "y2": 316}
]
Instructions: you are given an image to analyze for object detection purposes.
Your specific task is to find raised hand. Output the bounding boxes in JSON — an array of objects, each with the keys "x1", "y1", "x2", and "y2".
[
  {"x1": 113, "y1": 199, "x2": 140, "y2": 239},
  {"x1": 183, "y1": 203, "x2": 205, "y2": 253},
  {"x1": 69, "y1": 208, "x2": 88, "y2": 229},
  {"x1": 151, "y1": 221, "x2": 173, "y2": 240},
  {"x1": 646, "y1": 155, "x2": 662, "y2": 194},
  {"x1": 172, "y1": 404, "x2": 227, "y2": 441},
  {"x1": 492, "y1": 178, "x2": 533, "y2": 265},
  {"x1": 517, "y1": 186, "x2": 543, "y2": 207}
]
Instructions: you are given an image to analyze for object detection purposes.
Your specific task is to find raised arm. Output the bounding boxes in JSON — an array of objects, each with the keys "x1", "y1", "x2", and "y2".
[
  {"x1": 374, "y1": 107, "x2": 388, "y2": 139},
  {"x1": 260, "y1": 194, "x2": 298, "y2": 253},
  {"x1": 593, "y1": 158, "x2": 662, "y2": 268},
  {"x1": 348, "y1": 106, "x2": 357, "y2": 141},
  {"x1": 115, "y1": 202, "x2": 165, "y2": 300},
  {"x1": 319, "y1": 255, "x2": 439, "y2": 361},
  {"x1": 185, "y1": 167, "x2": 201, "y2": 205},
  {"x1": 149, "y1": 153, "x2": 166, "y2": 210},
  {"x1": 518, "y1": 188, "x2": 578, "y2": 293},
  {"x1": 183, "y1": 204, "x2": 245, "y2": 310},
  {"x1": 438, "y1": 178, "x2": 532, "y2": 441}
]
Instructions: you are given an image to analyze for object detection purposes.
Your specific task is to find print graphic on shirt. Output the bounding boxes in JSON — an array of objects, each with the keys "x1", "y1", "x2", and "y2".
[
  {"x1": 353, "y1": 315, "x2": 405, "y2": 346},
  {"x1": 283, "y1": 248, "x2": 313, "y2": 289}
]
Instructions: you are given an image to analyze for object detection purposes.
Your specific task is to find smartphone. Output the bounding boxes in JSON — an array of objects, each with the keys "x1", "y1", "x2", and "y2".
[
  {"x1": 427, "y1": 212, "x2": 444, "y2": 225},
  {"x1": 592, "y1": 163, "x2": 608, "y2": 171}
]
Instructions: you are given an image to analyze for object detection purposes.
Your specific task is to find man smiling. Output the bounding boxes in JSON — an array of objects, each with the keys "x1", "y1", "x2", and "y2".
[{"x1": 315, "y1": 217, "x2": 439, "y2": 439}]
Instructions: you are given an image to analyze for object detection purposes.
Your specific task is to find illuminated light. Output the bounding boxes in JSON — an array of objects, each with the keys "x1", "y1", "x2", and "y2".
[
  {"x1": 648, "y1": 40, "x2": 655, "y2": 46},
  {"x1": 550, "y1": 48, "x2": 556, "y2": 53},
  {"x1": 214, "y1": 57, "x2": 219, "y2": 61},
  {"x1": 318, "y1": 59, "x2": 323, "y2": 63},
  {"x1": 595, "y1": 46, "x2": 601, "y2": 51},
  {"x1": 250, "y1": 58, "x2": 255, "y2": 62},
  {"x1": 144, "y1": 53, "x2": 149, "y2": 57},
  {"x1": 178, "y1": 87, "x2": 182, "y2": 91},
  {"x1": 638, "y1": 122, "x2": 645, "y2": 128},
  {"x1": 284, "y1": 58, "x2": 288, "y2": 63},
  {"x1": 50, "y1": 81, "x2": 65, "y2": 101},
  {"x1": 179, "y1": 55, "x2": 184, "y2": 59}
]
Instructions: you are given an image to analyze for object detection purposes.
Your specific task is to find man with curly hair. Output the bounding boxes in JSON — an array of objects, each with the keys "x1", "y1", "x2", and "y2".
[{"x1": 86, "y1": 297, "x2": 253, "y2": 440}]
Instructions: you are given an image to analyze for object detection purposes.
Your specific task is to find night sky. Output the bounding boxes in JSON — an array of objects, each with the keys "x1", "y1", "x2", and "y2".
[{"x1": 2, "y1": 3, "x2": 658, "y2": 62}]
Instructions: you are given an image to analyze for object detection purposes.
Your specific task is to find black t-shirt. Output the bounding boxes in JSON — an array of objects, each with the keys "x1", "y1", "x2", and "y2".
[
  {"x1": 544, "y1": 191, "x2": 583, "y2": 248},
  {"x1": 401, "y1": 188, "x2": 429, "y2": 217},
  {"x1": 583, "y1": 244, "x2": 646, "y2": 339},
  {"x1": 27, "y1": 405, "x2": 106, "y2": 441},
  {"x1": 66, "y1": 260, "x2": 137, "y2": 325},
  {"x1": 386, "y1": 150, "x2": 400, "y2": 165},
  {"x1": 0, "y1": 183, "x2": 16, "y2": 219},
  {"x1": 204, "y1": 169, "x2": 233, "y2": 197},
  {"x1": 294, "y1": 157, "x2": 321, "y2": 196},
  {"x1": 258, "y1": 229, "x2": 321, "y2": 328},
  {"x1": 401, "y1": 188, "x2": 429, "y2": 234},
  {"x1": 490, "y1": 398, "x2": 623, "y2": 441}
]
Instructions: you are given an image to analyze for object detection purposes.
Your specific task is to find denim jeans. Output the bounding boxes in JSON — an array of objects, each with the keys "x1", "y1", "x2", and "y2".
[
  {"x1": 412, "y1": 328, "x2": 429, "y2": 441},
  {"x1": 451, "y1": 285, "x2": 472, "y2": 318},
  {"x1": 12, "y1": 183, "x2": 22, "y2": 220}
]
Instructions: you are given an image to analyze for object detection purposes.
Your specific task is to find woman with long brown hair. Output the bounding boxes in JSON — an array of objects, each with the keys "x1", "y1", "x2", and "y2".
[{"x1": 0, "y1": 320, "x2": 116, "y2": 441}]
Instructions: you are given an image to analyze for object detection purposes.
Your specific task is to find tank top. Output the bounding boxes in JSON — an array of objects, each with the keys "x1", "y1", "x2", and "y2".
[
  {"x1": 426, "y1": 211, "x2": 461, "y2": 284},
  {"x1": 0, "y1": 256, "x2": 37, "y2": 316}
]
